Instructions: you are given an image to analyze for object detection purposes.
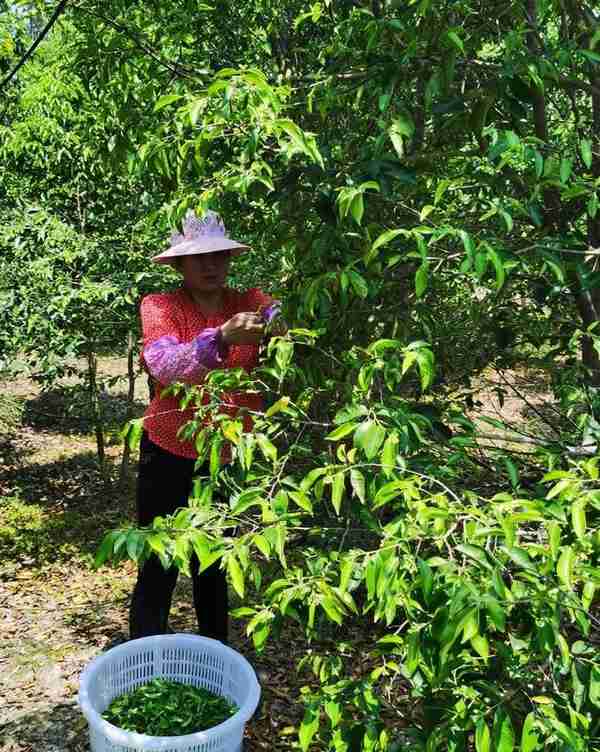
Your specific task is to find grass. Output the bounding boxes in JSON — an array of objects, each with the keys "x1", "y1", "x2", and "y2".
[{"x1": 0, "y1": 392, "x2": 24, "y2": 431}]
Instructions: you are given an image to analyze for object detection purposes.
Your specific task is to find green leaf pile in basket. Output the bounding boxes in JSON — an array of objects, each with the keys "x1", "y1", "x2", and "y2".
[{"x1": 102, "y1": 678, "x2": 238, "y2": 736}]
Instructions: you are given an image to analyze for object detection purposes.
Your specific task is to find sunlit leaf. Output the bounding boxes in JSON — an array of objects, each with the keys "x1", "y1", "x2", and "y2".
[{"x1": 354, "y1": 420, "x2": 386, "y2": 460}]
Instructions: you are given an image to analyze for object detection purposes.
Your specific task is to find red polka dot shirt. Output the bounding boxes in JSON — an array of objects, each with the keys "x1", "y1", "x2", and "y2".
[{"x1": 140, "y1": 286, "x2": 274, "y2": 459}]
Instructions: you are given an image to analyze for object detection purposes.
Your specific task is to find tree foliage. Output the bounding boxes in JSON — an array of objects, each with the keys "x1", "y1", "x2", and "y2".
[{"x1": 3, "y1": 0, "x2": 600, "y2": 749}]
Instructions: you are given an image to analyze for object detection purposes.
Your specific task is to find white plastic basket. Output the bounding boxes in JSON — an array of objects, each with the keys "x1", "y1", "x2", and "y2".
[{"x1": 78, "y1": 634, "x2": 261, "y2": 752}]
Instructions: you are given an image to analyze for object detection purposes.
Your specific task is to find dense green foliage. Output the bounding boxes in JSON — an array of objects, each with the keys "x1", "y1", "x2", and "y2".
[{"x1": 3, "y1": 1, "x2": 600, "y2": 750}]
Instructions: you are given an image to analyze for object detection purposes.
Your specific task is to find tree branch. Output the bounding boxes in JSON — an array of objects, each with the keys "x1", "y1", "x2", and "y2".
[
  {"x1": 0, "y1": 0, "x2": 70, "y2": 94},
  {"x1": 73, "y1": 5, "x2": 207, "y2": 81}
]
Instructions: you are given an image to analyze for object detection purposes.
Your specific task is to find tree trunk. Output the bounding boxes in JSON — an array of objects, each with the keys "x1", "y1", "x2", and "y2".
[
  {"x1": 87, "y1": 347, "x2": 107, "y2": 481},
  {"x1": 119, "y1": 330, "x2": 137, "y2": 488}
]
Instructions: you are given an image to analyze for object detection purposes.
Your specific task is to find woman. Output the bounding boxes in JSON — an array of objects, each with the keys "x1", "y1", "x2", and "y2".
[{"x1": 129, "y1": 210, "x2": 279, "y2": 643}]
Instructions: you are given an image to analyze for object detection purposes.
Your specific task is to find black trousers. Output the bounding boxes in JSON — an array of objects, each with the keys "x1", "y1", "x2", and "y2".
[{"x1": 129, "y1": 431, "x2": 228, "y2": 642}]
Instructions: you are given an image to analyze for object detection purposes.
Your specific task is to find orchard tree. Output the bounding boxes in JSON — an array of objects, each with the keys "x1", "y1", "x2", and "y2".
[
  {"x1": 84, "y1": 1, "x2": 600, "y2": 750},
  {"x1": 0, "y1": 11, "x2": 168, "y2": 477},
  {"x1": 2, "y1": 0, "x2": 600, "y2": 748}
]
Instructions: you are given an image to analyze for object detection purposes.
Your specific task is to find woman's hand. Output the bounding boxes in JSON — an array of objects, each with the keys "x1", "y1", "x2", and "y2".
[{"x1": 220, "y1": 312, "x2": 265, "y2": 345}]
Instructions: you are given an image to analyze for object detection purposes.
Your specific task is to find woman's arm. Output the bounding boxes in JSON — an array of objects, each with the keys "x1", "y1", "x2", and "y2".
[
  {"x1": 140, "y1": 295, "x2": 228, "y2": 386},
  {"x1": 143, "y1": 328, "x2": 228, "y2": 385}
]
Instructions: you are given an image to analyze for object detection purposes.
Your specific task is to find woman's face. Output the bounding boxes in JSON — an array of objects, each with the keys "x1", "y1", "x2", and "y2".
[{"x1": 179, "y1": 251, "x2": 231, "y2": 292}]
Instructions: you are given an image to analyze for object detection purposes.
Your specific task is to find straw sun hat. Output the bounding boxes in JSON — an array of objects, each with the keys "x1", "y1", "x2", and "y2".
[{"x1": 152, "y1": 210, "x2": 250, "y2": 265}]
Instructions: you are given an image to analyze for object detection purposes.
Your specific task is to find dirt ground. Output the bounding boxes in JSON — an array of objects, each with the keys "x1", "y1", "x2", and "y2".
[
  {"x1": 0, "y1": 360, "x2": 302, "y2": 752},
  {"x1": 0, "y1": 357, "x2": 558, "y2": 751}
]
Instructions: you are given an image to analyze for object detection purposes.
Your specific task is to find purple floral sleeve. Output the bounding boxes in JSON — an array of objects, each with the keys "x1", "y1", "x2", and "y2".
[{"x1": 143, "y1": 328, "x2": 228, "y2": 385}]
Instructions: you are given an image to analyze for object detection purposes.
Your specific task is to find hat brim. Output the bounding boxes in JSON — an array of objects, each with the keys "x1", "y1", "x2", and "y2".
[{"x1": 152, "y1": 238, "x2": 250, "y2": 265}]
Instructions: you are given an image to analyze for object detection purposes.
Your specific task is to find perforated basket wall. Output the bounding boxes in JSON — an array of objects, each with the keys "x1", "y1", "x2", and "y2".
[{"x1": 78, "y1": 634, "x2": 261, "y2": 752}]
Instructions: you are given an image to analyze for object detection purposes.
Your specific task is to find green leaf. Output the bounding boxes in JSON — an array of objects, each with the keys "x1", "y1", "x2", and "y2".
[
  {"x1": 289, "y1": 490, "x2": 313, "y2": 513},
  {"x1": 539, "y1": 251, "x2": 565, "y2": 283},
  {"x1": 334, "y1": 404, "x2": 368, "y2": 425},
  {"x1": 227, "y1": 555, "x2": 245, "y2": 598},
  {"x1": 265, "y1": 396, "x2": 290, "y2": 417},
  {"x1": 374, "y1": 480, "x2": 405, "y2": 507},
  {"x1": 339, "y1": 557, "x2": 354, "y2": 592},
  {"x1": 122, "y1": 419, "x2": 143, "y2": 452},
  {"x1": 456, "y1": 543, "x2": 493, "y2": 571},
  {"x1": 590, "y1": 666, "x2": 600, "y2": 707},
  {"x1": 127, "y1": 531, "x2": 144, "y2": 562},
  {"x1": 571, "y1": 499, "x2": 586, "y2": 541},
  {"x1": 447, "y1": 30, "x2": 464, "y2": 53},
  {"x1": 391, "y1": 114, "x2": 415, "y2": 137},
  {"x1": 418, "y1": 558, "x2": 433, "y2": 605},
  {"x1": 534, "y1": 151, "x2": 544, "y2": 178},
  {"x1": 371, "y1": 228, "x2": 404, "y2": 254},
  {"x1": 560, "y1": 157, "x2": 573, "y2": 183},
  {"x1": 324, "y1": 700, "x2": 341, "y2": 727},
  {"x1": 547, "y1": 720, "x2": 585, "y2": 751},
  {"x1": 231, "y1": 487, "x2": 263, "y2": 514},
  {"x1": 580, "y1": 139, "x2": 593, "y2": 169},
  {"x1": 154, "y1": 94, "x2": 184, "y2": 111},
  {"x1": 493, "y1": 709, "x2": 515, "y2": 752},
  {"x1": 487, "y1": 248, "x2": 506, "y2": 289},
  {"x1": 492, "y1": 567, "x2": 507, "y2": 599},
  {"x1": 471, "y1": 634, "x2": 489, "y2": 659},
  {"x1": 301, "y1": 467, "x2": 328, "y2": 491},
  {"x1": 420, "y1": 204, "x2": 435, "y2": 221},
  {"x1": 389, "y1": 128, "x2": 404, "y2": 158},
  {"x1": 415, "y1": 348, "x2": 435, "y2": 390},
  {"x1": 321, "y1": 596, "x2": 343, "y2": 624},
  {"x1": 546, "y1": 477, "x2": 573, "y2": 499},
  {"x1": 230, "y1": 606, "x2": 256, "y2": 618},
  {"x1": 435, "y1": 179, "x2": 451, "y2": 205},
  {"x1": 547, "y1": 520, "x2": 561, "y2": 560},
  {"x1": 484, "y1": 595, "x2": 506, "y2": 631},
  {"x1": 475, "y1": 719, "x2": 491, "y2": 752},
  {"x1": 331, "y1": 471, "x2": 345, "y2": 515},
  {"x1": 557, "y1": 546, "x2": 574, "y2": 588},
  {"x1": 379, "y1": 92, "x2": 391, "y2": 112},
  {"x1": 500, "y1": 209, "x2": 513, "y2": 233},
  {"x1": 350, "y1": 468, "x2": 366, "y2": 503},
  {"x1": 350, "y1": 193, "x2": 364, "y2": 225},
  {"x1": 520, "y1": 712, "x2": 540, "y2": 752},
  {"x1": 474, "y1": 250, "x2": 488, "y2": 279},
  {"x1": 580, "y1": 49, "x2": 600, "y2": 64},
  {"x1": 381, "y1": 432, "x2": 399, "y2": 477},
  {"x1": 253, "y1": 533, "x2": 271, "y2": 558},
  {"x1": 256, "y1": 433, "x2": 277, "y2": 463},
  {"x1": 583, "y1": 581, "x2": 595, "y2": 611},
  {"x1": 276, "y1": 119, "x2": 324, "y2": 167},
  {"x1": 347, "y1": 269, "x2": 369, "y2": 298},
  {"x1": 415, "y1": 263, "x2": 429, "y2": 297},
  {"x1": 252, "y1": 620, "x2": 272, "y2": 651},
  {"x1": 354, "y1": 420, "x2": 386, "y2": 460},
  {"x1": 210, "y1": 436, "x2": 222, "y2": 479},
  {"x1": 504, "y1": 457, "x2": 519, "y2": 488},
  {"x1": 189, "y1": 98, "x2": 205, "y2": 126},
  {"x1": 299, "y1": 706, "x2": 320, "y2": 751},
  {"x1": 505, "y1": 546, "x2": 536, "y2": 572},
  {"x1": 275, "y1": 339, "x2": 294, "y2": 371},
  {"x1": 94, "y1": 531, "x2": 117, "y2": 568}
]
